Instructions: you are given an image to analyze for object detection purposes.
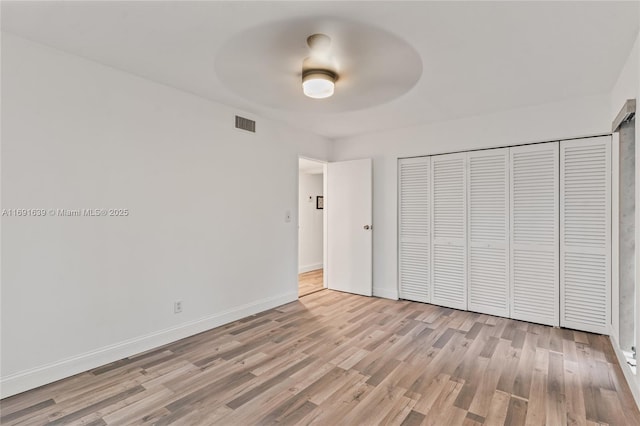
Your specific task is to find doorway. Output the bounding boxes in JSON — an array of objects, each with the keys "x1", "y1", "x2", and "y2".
[{"x1": 298, "y1": 157, "x2": 326, "y2": 297}]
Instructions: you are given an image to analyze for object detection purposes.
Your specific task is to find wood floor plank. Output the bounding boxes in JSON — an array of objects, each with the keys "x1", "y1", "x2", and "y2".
[
  {"x1": 468, "y1": 339, "x2": 511, "y2": 418},
  {"x1": 0, "y1": 399, "x2": 55, "y2": 424},
  {"x1": 226, "y1": 356, "x2": 315, "y2": 409},
  {"x1": 2, "y1": 290, "x2": 639, "y2": 425},
  {"x1": 484, "y1": 390, "x2": 512, "y2": 426},
  {"x1": 301, "y1": 375, "x2": 374, "y2": 425},
  {"x1": 338, "y1": 377, "x2": 408, "y2": 425},
  {"x1": 298, "y1": 269, "x2": 323, "y2": 297},
  {"x1": 101, "y1": 387, "x2": 174, "y2": 425},
  {"x1": 564, "y1": 359, "x2": 587, "y2": 426},
  {"x1": 400, "y1": 409, "x2": 426, "y2": 426},
  {"x1": 546, "y1": 351, "x2": 567, "y2": 425},
  {"x1": 44, "y1": 385, "x2": 145, "y2": 426},
  {"x1": 422, "y1": 378, "x2": 466, "y2": 425},
  {"x1": 505, "y1": 395, "x2": 529, "y2": 425},
  {"x1": 512, "y1": 332, "x2": 537, "y2": 400},
  {"x1": 595, "y1": 388, "x2": 628, "y2": 426},
  {"x1": 378, "y1": 396, "x2": 417, "y2": 426},
  {"x1": 524, "y1": 351, "x2": 548, "y2": 426}
]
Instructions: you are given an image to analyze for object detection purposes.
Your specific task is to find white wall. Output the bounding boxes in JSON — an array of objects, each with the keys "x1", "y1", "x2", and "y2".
[
  {"x1": 333, "y1": 94, "x2": 611, "y2": 300},
  {"x1": 609, "y1": 29, "x2": 640, "y2": 406},
  {"x1": 298, "y1": 173, "x2": 323, "y2": 273},
  {"x1": 0, "y1": 33, "x2": 332, "y2": 397},
  {"x1": 611, "y1": 34, "x2": 639, "y2": 122}
]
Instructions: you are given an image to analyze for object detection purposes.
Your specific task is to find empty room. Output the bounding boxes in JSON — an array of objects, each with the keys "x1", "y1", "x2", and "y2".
[{"x1": 2, "y1": 1, "x2": 640, "y2": 425}]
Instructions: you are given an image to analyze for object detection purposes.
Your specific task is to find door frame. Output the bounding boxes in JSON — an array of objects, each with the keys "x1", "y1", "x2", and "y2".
[
  {"x1": 323, "y1": 161, "x2": 328, "y2": 290},
  {"x1": 298, "y1": 156, "x2": 329, "y2": 291}
]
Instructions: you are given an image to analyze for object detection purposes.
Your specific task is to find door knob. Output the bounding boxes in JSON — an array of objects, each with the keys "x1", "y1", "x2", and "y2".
[{"x1": 364, "y1": 225, "x2": 371, "y2": 230}]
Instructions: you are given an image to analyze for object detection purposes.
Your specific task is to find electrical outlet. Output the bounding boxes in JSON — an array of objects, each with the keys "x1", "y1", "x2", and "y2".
[{"x1": 174, "y1": 300, "x2": 183, "y2": 314}]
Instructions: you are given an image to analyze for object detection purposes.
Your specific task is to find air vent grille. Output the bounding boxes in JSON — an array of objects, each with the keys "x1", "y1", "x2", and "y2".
[{"x1": 235, "y1": 116, "x2": 256, "y2": 133}]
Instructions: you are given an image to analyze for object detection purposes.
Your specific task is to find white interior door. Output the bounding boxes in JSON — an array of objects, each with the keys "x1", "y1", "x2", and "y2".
[
  {"x1": 560, "y1": 137, "x2": 611, "y2": 334},
  {"x1": 509, "y1": 143, "x2": 559, "y2": 326},
  {"x1": 398, "y1": 157, "x2": 431, "y2": 303},
  {"x1": 467, "y1": 148, "x2": 510, "y2": 317},
  {"x1": 327, "y1": 158, "x2": 373, "y2": 296},
  {"x1": 431, "y1": 152, "x2": 467, "y2": 310}
]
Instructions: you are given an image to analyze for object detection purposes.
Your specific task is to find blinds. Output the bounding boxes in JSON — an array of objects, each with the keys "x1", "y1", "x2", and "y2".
[{"x1": 560, "y1": 137, "x2": 611, "y2": 334}]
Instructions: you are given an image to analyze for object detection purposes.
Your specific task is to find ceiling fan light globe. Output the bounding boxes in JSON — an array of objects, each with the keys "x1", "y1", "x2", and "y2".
[{"x1": 302, "y1": 71, "x2": 336, "y2": 99}]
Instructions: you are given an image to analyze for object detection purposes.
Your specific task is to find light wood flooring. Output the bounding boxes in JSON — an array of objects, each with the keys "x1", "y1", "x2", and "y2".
[
  {"x1": 2, "y1": 290, "x2": 639, "y2": 425},
  {"x1": 298, "y1": 269, "x2": 323, "y2": 297}
]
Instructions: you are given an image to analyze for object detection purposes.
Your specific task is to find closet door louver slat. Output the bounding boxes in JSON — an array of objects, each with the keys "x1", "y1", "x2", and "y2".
[
  {"x1": 510, "y1": 143, "x2": 559, "y2": 326},
  {"x1": 431, "y1": 153, "x2": 467, "y2": 310},
  {"x1": 467, "y1": 149, "x2": 509, "y2": 317},
  {"x1": 398, "y1": 157, "x2": 430, "y2": 303},
  {"x1": 560, "y1": 137, "x2": 611, "y2": 334}
]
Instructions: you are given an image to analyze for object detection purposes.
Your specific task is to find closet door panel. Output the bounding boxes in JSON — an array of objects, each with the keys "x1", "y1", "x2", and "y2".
[
  {"x1": 560, "y1": 137, "x2": 611, "y2": 334},
  {"x1": 431, "y1": 152, "x2": 467, "y2": 310},
  {"x1": 398, "y1": 157, "x2": 430, "y2": 303},
  {"x1": 510, "y1": 143, "x2": 559, "y2": 326},
  {"x1": 467, "y1": 149, "x2": 509, "y2": 317}
]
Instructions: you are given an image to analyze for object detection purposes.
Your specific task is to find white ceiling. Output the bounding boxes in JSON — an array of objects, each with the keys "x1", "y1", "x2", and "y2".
[
  {"x1": 2, "y1": 1, "x2": 639, "y2": 140},
  {"x1": 299, "y1": 158, "x2": 324, "y2": 175}
]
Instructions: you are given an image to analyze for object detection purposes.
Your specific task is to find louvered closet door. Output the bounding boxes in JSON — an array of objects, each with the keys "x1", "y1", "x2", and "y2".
[
  {"x1": 467, "y1": 149, "x2": 509, "y2": 317},
  {"x1": 560, "y1": 137, "x2": 611, "y2": 334},
  {"x1": 398, "y1": 157, "x2": 430, "y2": 303},
  {"x1": 431, "y1": 152, "x2": 467, "y2": 310},
  {"x1": 510, "y1": 143, "x2": 559, "y2": 326}
]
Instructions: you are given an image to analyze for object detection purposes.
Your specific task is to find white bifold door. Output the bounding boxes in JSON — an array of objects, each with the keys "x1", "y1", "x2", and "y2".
[
  {"x1": 467, "y1": 149, "x2": 510, "y2": 317},
  {"x1": 398, "y1": 157, "x2": 430, "y2": 303},
  {"x1": 509, "y1": 143, "x2": 559, "y2": 326},
  {"x1": 560, "y1": 137, "x2": 611, "y2": 334},
  {"x1": 398, "y1": 137, "x2": 611, "y2": 334},
  {"x1": 431, "y1": 153, "x2": 467, "y2": 310}
]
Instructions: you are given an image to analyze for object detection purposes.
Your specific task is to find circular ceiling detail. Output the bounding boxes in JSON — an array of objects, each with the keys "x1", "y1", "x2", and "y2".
[{"x1": 215, "y1": 17, "x2": 423, "y2": 113}]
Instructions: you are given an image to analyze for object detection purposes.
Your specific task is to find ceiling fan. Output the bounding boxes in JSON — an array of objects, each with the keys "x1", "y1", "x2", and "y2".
[
  {"x1": 214, "y1": 17, "x2": 422, "y2": 112},
  {"x1": 302, "y1": 33, "x2": 338, "y2": 99}
]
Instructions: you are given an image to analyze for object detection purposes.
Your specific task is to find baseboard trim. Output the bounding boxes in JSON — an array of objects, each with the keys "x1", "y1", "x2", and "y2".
[
  {"x1": 0, "y1": 291, "x2": 298, "y2": 399},
  {"x1": 609, "y1": 331, "x2": 640, "y2": 409},
  {"x1": 373, "y1": 287, "x2": 398, "y2": 300},
  {"x1": 298, "y1": 264, "x2": 323, "y2": 274}
]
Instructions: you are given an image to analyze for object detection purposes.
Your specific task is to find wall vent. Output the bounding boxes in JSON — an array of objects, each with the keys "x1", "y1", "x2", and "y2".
[{"x1": 235, "y1": 115, "x2": 256, "y2": 133}]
